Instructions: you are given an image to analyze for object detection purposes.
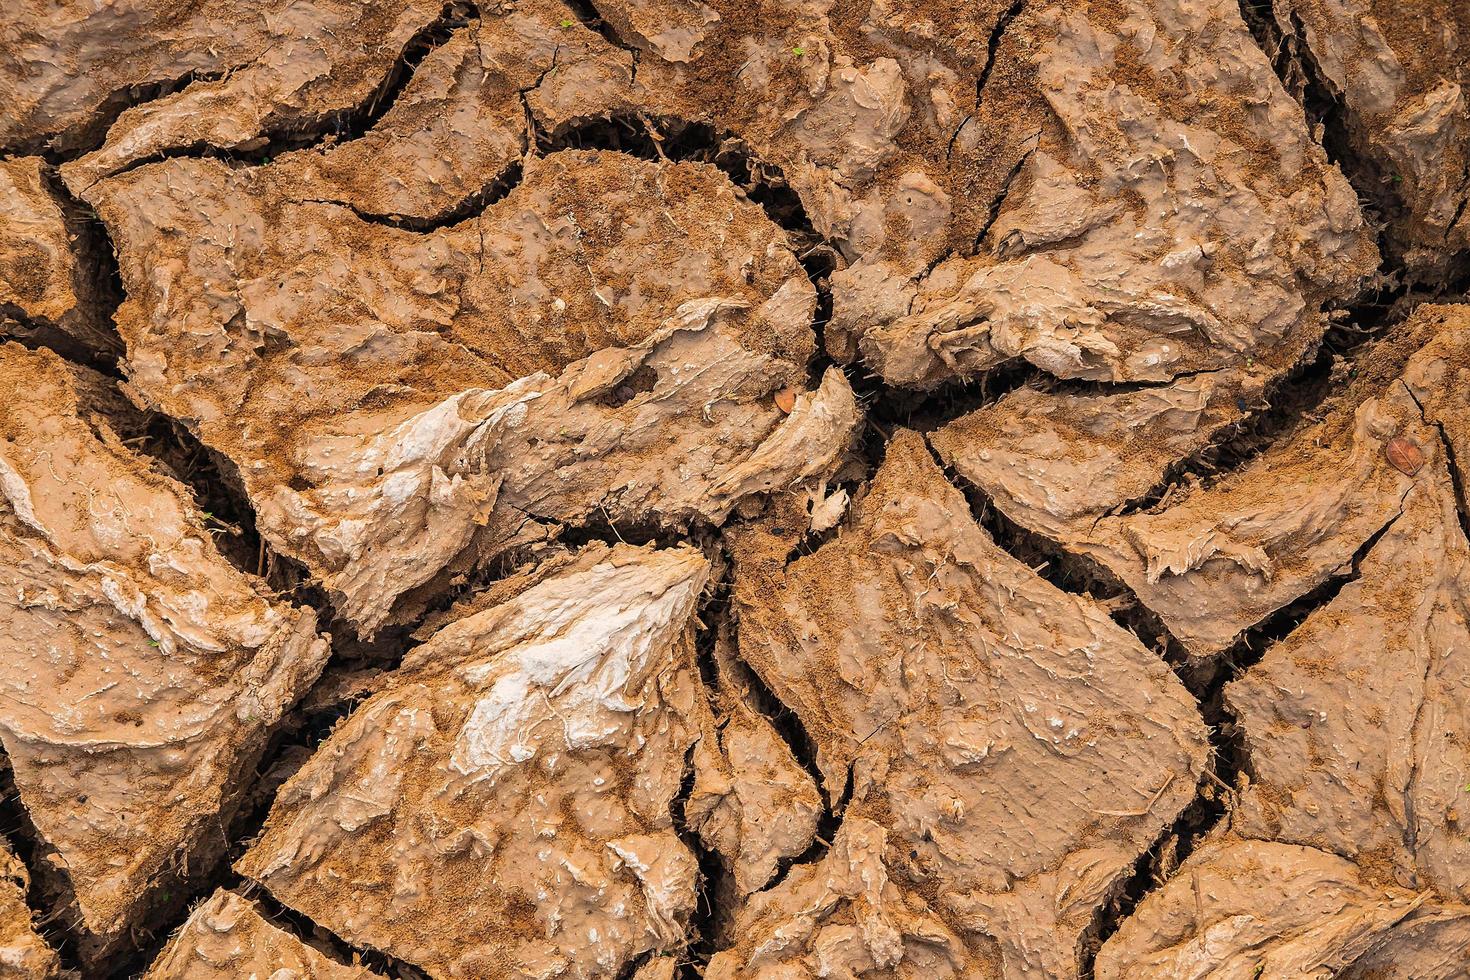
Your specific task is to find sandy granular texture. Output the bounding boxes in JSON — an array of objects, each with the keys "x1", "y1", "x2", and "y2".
[{"x1": 4, "y1": 0, "x2": 1470, "y2": 977}]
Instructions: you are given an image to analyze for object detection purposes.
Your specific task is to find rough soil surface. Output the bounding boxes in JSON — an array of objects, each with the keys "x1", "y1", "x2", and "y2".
[
  {"x1": 940, "y1": 305, "x2": 1468, "y2": 660},
  {"x1": 238, "y1": 543, "x2": 713, "y2": 978},
  {"x1": 0, "y1": 344, "x2": 330, "y2": 963},
  {"x1": 1094, "y1": 304, "x2": 1470, "y2": 976},
  {"x1": 86, "y1": 147, "x2": 857, "y2": 636},
  {"x1": 1226, "y1": 311, "x2": 1470, "y2": 898},
  {"x1": 1, "y1": 0, "x2": 444, "y2": 159},
  {"x1": 1267, "y1": 0, "x2": 1470, "y2": 278},
  {"x1": 686, "y1": 626, "x2": 824, "y2": 896},
  {"x1": 567, "y1": 0, "x2": 1378, "y2": 393},
  {"x1": 719, "y1": 432, "x2": 1207, "y2": 976},
  {"x1": 0, "y1": 157, "x2": 114, "y2": 360},
  {"x1": 143, "y1": 890, "x2": 371, "y2": 980},
  {"x1": 4, "y1": 0, "x2": 1470, "y2": 978},
  {"x1": 1096, "y1": 838, "x2": 1470, "y2": 978}
]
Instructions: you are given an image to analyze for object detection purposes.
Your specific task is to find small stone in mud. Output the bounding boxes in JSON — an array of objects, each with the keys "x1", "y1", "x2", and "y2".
[{"x1": 1386, "y1": 436, "x2": 1425, "y2": 476}]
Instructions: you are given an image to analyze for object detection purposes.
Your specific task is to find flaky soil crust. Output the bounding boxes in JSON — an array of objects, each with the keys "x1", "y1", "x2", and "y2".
[{"x1": 4, "y1": 1, "x2": 1470, "y2": 978}]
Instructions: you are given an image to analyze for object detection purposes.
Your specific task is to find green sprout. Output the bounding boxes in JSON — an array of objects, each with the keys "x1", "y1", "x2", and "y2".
[
  {"x1": 560, "y1": 17, "x2": 574, "y2": 27},
  {"x1": 148, "y1": 640, "x2": 159, "y2": 648},
  {"x1": 792, "y1": 45, "x2": 806, "y2": 57}
]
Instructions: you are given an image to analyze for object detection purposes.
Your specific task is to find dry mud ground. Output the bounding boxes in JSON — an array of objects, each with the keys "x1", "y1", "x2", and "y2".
[{"x1": 1, "y1": 0, "x2": 1469, "y2": 977}]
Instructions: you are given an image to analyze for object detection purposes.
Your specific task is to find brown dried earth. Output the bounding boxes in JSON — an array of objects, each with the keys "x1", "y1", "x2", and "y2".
[{"x1": 0, "y1": 0, "x2": 1468, "y2": 978}]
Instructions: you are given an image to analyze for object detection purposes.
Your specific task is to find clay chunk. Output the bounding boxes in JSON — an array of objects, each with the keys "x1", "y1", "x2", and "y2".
[
  {"x1": 2, "y1": 0, "x2": 443, "y2": 159},
  {"x1": 959, "y1": 305, "x2": 1470, "y2": 660},
  {"x1": 0, "y1": 159, "x2": 75, "y2": 329},
  {"x1": 87, "y1": 148, "x2": 857, "y2": 636},
  {"x1": 820, "y1": 0, "x2": 1374, "y2": 389},
  {"x1": 724, "y1": 431, "x2": 1207, "y2": 977},
  {"x1": 932, "y1": 368, "x2": 1274, "y2": 540},
  {"x1": 686, "y1": 628, "x2": 824, "y2": 895},
  {"x1": 1075, "y1": 372, "x2": 1426, "y2": 658},
  {"x1": 143, "y1": 890, "x2": 370, "y2": 980},
  {"x1": 238, "y1": 543, "x2": 715, "y2": 979},
  {"x1": 58, "y1": 0, "x2": 631, "y2": 215},
  {"x1": 563, "y1": 0, "x2": 1374, "y2": 391},
  {"x1": 1228, "y1": 450, "x2": 1470, "y2": 903},
  {"x1": 1095, "y1": 838, "x2": 1470, "y2": 979},
  {"x1": 0, "y1": 840, "x2": 57, "y2": 980},
  {"x1": 0, "y1": 344, "x2": 330, "y2": 961},
  {"x1": 1199, "y1": 310, "x2": 1470, "y2": 903},
  {"x1": 0, "y1": 157, "x2": 114, "y2": 359},
  {"x1": 1270, "y1": 0, "x2": 1470, "y2": 275},
  {"x1": 706, "y1": 817, "x2": 987, "y2": 980}
]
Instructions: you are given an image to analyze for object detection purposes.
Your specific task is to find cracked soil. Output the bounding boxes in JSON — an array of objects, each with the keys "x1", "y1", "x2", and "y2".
[{"x1": 2, "y1": 0, "x2": 1470, "y2": 977}]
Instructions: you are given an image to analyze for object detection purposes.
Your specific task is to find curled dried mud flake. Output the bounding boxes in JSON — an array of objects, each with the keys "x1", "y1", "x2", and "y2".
[
  {"x1": 0, "y1": 158, "x2": 116, "y2": 360},
  {"x1": 87, "y1": 148, "x2": 857, "y2": 636},
  {"x1": 1096, "y1": 838, "x2": 1470, "y2": 979},
  {"x1": 1007, "y1": 309, "x2": 1469, "y2": 659},
  {"x1": 685, "y1": 626, "x2": 823, "y2": 895},
  {"x1": 1196, "y1": 307, "x2": 1470, "y2": 903},
  {"x1": 0, "y1": 344, "x2": 330, "y2": 962},
  {"x1": 836, "y1": 0, "x2": 1374, "y2": 388},
  {"x1": 0, "y1": 159, "x2": 77, "y2": 328},
  {"x1": 931, "y1": 368, "x2": 1264, "y2": 539},
  {"x1": 47, "y1": 0, "x2": 450, "y2": 189},
  {"x1": 239, "y1": 543, "x2": 715, "y2": 979},
  {"x1": 1268, "y1": 0, "x2": 1470, "y2": 277}
]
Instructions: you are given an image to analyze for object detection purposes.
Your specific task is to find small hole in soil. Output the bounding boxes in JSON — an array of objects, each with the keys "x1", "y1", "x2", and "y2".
[{"x1": 599, "y1": 364, "x2": 659, "y2": 407}]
